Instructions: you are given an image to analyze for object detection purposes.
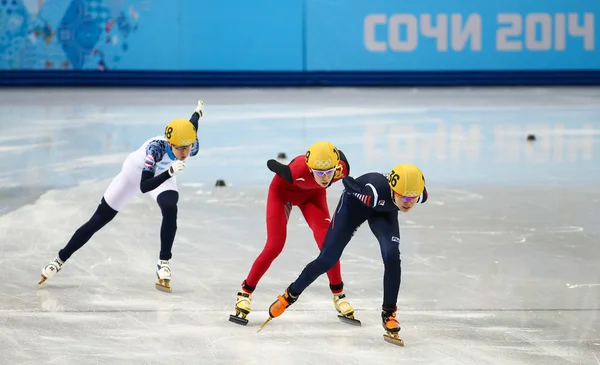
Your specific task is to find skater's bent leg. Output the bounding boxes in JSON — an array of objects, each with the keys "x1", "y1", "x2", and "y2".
[
  {"x1": 299, "y1": 197, "x2": 343, "y2": 294},
  {"x1": 156, "y1": 190, "x2": 178, "y2": 261},
  {"x1": 369, "y1": 212, "x2": 401, "y2": 309},
  {"x1": 289, "y1": 240, "x2": 345, "y2": 296},
  {"x1": 58, "y1": 198, "x2": 118, "y2": 262},
  {"x1": 290, "y1": 195, "x2": 365, "y2": 296},
  {"x1": 57, "y1": 170, "x2": 138, "y2": 262},
  {"x1": 244, "y1": 189, "x2": 291, "y2": 289},
  {"x1": 381, "y1": 242, "x2": 401, "y2": 308}
]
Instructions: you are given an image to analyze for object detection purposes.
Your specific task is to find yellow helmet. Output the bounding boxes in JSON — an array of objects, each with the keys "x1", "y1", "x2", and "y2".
[
  {"x1": 305, "y1": 141, "x2": 340, "y2": 170},
  {"x1": 388, "y1": 164, "x2": 425, "y2": 197},
  {"x1": 164, "y1": 118, "x2": 196, "y2": 147}
]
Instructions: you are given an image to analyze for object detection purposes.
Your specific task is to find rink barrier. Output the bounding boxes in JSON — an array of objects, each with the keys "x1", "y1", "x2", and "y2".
[{"x1": 2, "y1": 70, "x2": 600, "y2": 87}]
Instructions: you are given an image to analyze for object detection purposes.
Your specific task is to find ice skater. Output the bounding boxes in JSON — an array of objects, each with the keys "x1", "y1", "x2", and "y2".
[
  {"x1": 229, "y1": 141, "x2": 359, "y2": 326},
  {"x1": 259, "y1": 164, "x2": 428, "y2": 346},
  {"x1": 37, "y1": 101, "x2": 206, "y2": 293}
]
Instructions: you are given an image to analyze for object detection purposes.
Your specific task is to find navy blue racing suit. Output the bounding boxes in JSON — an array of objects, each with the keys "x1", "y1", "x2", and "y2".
[{"x1": 289, "y1": 172, "x2": 428, "y2": 309}]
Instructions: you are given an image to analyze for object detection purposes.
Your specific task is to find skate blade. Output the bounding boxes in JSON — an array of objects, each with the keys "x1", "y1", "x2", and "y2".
[
  {"x1": 383, "y1": 333, "x2": 405, "y2": 347},
  {"x1": 229, "y1": 314, "x2": 249, "y2": 326},
  {"x1": 155, "y1": 281, "x2": 172, "y2": 293},
  {"x1": 37, "y1": 275, "x2": 48, "y2": 286},
  {"x1": 257, "y1": 317, "x2": 272, "y2": 333},
  {"x1": 338, "y1": 314, "x2": 362, "y2": 326}
]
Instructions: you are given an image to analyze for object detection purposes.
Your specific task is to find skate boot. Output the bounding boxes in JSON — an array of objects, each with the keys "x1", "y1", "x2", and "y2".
[
  {"x1": 228, "y1": 290, "x2": 252, "y2": 326},
  {"x1": 381, "y1": 306, "x2": 404, "y2": 346},
  {"x1": 38, "y1": 256, "x2": 64, "y2": 286},
  {"x1": 155, "y1": 260, "x2": 172, "y2": 293},
  {"x1": 333, "y1": 292, "x2": 361, "y2": 326},
  {"x1": 258, "y1": 286, "x2": 298, "y2": 332},
  {"x1": 194, "y1": 100, "x2": 205, "y2": 118}
]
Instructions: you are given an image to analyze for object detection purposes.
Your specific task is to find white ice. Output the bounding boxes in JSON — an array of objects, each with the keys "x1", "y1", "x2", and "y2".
[{"x1": 0, "y1": 87, "x2": 599, "y2": 365}]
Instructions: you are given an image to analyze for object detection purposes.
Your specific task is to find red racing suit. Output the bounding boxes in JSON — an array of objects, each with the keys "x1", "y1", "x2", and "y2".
[{"x1": 242, "y1": 152, "x2": 350, "y2": 295}]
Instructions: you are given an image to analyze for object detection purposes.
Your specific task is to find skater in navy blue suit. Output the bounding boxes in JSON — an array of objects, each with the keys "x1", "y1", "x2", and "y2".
[{"x1": 260, "y1": 164, "x2": 428, "y2": 346}]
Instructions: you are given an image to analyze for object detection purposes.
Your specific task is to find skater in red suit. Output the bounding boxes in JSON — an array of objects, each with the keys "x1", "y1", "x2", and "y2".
[{"x1": 229, "y1": 141, "x2": 357, "y2": 326}]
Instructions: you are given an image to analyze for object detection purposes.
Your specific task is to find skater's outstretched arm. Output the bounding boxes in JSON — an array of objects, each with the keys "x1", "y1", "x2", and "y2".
[
  {"x1": 187, "y1": 117, "x2": 200, "y2": 157},
  {"x1": 140, "y1": 161, "x2": 185, "y2": 193},
  {"x1": 189, "y1": 110, "x2": 200, "y2": 132},
  {"x1": 342, "y1": 176, "x2": 379, "y2": 208},
  {"x1": 189, "y1": 100, "x2": 205, "y2": 132},
  {"x1": 343, "y1": 173, "x2": 427, "y2": 208},
  {"x1": 139, "y1": 141, "x2": 185, "y2": 193},
  {"x1": 188, "y1": 100, "x2": 204, "y2": 157},
  {"x1": 140, "y1": 170, "x2": 172, "y2": 193},
  {"x1": 267, "y1": 159, "x2": 293, "y2": 184}
]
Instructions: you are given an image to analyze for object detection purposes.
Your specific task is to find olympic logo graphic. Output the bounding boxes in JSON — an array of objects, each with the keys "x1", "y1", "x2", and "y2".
[
  {"x1": 404, "y1": 191, "x2": 420, "y2": 197},
  {"x1": 314, "y1": 159, "x2": 333, "y2": 169}
]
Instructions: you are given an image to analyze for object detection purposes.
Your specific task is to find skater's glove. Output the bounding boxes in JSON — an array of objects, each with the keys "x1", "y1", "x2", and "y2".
[
  {"x1": 195, "y1": 100, "x2": 205, "y2": 118},
  {"x1": 168, "y1": 160, "x2": 186, "y2": 176}
]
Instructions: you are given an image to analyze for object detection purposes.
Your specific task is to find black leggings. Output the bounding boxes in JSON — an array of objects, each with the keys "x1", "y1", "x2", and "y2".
[
  {"x1": 58, "y1": 191, "x2": 179, "y2": 262},
  {"x1": 289, "y1": 193, "x2": 402, "y2": 310},
  {"x1": 157, "y1": 190, "x2": 178, "y2": 260}
]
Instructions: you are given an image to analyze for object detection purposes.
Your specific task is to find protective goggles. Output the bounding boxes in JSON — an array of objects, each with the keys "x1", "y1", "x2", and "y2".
[
  {"x1": 172, "y1": 144, "x2": 192, "y2": 151},
  {"x1": 393, "y1": 191, "x2": 418, "y2": 202},
  {"x1": 311, "y1": 167, "x2": 336, "y2": 176}
]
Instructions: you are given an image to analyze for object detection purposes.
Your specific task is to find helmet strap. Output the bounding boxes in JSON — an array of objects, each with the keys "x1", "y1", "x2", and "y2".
[
  {"x1": 165, "y1": 143, "x2": 176, "y2": 160},
  {"x1": 391, "y1": 190, "x2": 400, "y2": 208}
]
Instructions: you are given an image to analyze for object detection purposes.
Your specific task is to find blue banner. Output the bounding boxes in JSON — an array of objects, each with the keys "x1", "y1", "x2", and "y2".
[
  {"x1": 0, "y1": 0, "x2": 303, "y2": 71},
  {"x1": 306, "y1": 0, "x2": 600, "y2": 70},
  {"x1": 1, "y1": 0, "x2": 599, "y2": 74}
]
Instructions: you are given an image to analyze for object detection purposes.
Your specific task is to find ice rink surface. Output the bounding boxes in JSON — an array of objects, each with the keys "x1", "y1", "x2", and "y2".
[{"x1": 0, "y1": 87, "x2": 599, "y2": 365}]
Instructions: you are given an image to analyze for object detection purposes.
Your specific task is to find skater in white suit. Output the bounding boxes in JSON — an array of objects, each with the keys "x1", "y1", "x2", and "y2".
[{"x1": 38, "y1": 101, "x2": 205, "y2": 292}]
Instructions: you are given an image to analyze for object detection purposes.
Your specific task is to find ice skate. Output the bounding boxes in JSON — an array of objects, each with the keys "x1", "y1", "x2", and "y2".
[
  {"x1": 228, "y1": 290, "x2": 252, "y2": 326},
  {"x1": 333, "y1": 292, "x2": 361, "y2": 326},
  {"x1": 194, "y1": 100, "x2": 205, "y2": 118},
  {"x1": 381, "y1": 308, "x2": 404, "y2": 346},
  {"x1": 258, "y1": 287, "x2": 298, "y2": 333},
  {"x1": 155, "y1": 260, "x2": 172, "y2": 293},
  {"x1": 37, "y1": 257, "x2": 64, "y2": 286}
]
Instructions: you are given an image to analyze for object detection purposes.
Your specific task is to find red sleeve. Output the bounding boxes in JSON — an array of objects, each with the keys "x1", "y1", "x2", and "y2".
[
  {"x1": 331, "y1": 160, "x2": 349, "y2": 184},
  {"x1": 289, "y1": 155, "x2": 310, "y2": 181}
]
